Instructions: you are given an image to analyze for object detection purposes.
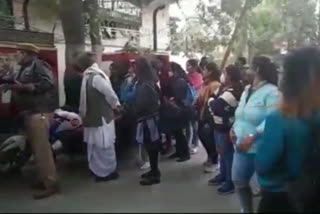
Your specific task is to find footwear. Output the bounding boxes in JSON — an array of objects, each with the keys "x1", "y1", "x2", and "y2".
[
  {"x1": 203, "y1": 159, "x2": 212, "y2": 167},
  {"x1": 208, "y1": 175, "x2": 225, "y2": 186},
  {"x1": 217, "y1": 184, "x2": 235, "y2": 195},
  {"x1": 204, "y1": 165, "x2": 215, "y2": 173},
  {"x1": 140, "y1": 162, "x2": 150, "y2": 170},
  {"x1": 95, "y1": 172, "x2": 119, "y2": 182},
  {"x1": 169, "y1": 153, "x2": 179, "y2": 159},
  {"x1": 31, "y1": 181, "x2": 46, "y2": 190},
  {"x1": 204, "y1": 163, "x2": 219, "y2": 173},
  {"x1": 141, "y1": 170, "x2": 161, "y2": 179},
  {"x1": 190, "y1": 147, "x2": 198, "y2": 155},
  {"x1": 176, "y1": 156, "x2": 190, "y2": 162},
  {"x1": 140, "y1": 176, "x2": 160, "y2": 186},
  {"x1": 33, "y1": 183, "x2": 60, "y2": 200},
  {"x1": 253, "y1": 189, "x2": 262, "y2": 197}
]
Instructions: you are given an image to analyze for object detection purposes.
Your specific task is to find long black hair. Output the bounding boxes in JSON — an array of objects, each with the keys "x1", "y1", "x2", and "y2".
[
  {"x1": 187, "y1": 59, "x2": 202, "y2": 74},
  {"x1": 170, "y1": 61, "x2": 189, "y2": 82},
  {"x1": 252, "y1": 56, "x2": 278, "y2": 86},
  {"x1": 136, "y1": 57, "x2": 158, "y2": 83},
  {"x1": 205, "y1": 62, "x2": 221, "y2": 82},
  {"x1": 225, "y1": 64, "x2": 244, "y2": 101},
  {"x1": 280, "y1": 47, "x2": 320, "y2": 117}
]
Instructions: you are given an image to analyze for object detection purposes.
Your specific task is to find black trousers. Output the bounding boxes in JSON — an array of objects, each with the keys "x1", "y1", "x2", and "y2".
[
  {"x1": 258, "y1": 191, "x2": 296, "y2": 213},
  {"x1": 198, "y1": 121, "x2": 218, "y2": 164},
  {"x1": 143, "y1": 121, "x2": 160, "y2": 175},
  {"x1": 173, "y1": 129, "x2": 190, "y2": 159}
]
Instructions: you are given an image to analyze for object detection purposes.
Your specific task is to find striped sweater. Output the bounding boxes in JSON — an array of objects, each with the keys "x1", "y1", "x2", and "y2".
[{"x1": 208, "y1": 87, "x2": 239, "y2": 132}]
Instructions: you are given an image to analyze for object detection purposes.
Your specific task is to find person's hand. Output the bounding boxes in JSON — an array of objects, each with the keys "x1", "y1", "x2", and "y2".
[
  {"x1": 230, "y1": 129, "x2": 237, "y2": 145},
  {"x1": 113, "y1": 104, "x2": 123, "y2": 120},
  {"x1": 238, "y1": 135, "x2": 255, "y2": 152},
  {"x1": 8, "y1": 80, "x2": 35, "y2": 92},
  {"x1": 22, "y1": 83, "x2": 35, "y2": 92},
  {"x1": 0, "y1": 84, "x2": 9, "y2": 91}
]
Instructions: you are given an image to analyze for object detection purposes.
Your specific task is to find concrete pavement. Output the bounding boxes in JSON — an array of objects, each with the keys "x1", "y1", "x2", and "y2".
[{"x1": 0, "y1": 147, "x2": 249, "y2": 213}]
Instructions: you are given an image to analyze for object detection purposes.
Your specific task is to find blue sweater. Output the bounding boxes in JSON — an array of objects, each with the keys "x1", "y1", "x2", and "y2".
[
  {"x1": 233, "y1": 83, "x2": 280, "y2": 154},
  {"x1": 256, "y1": 110, "x2": 312, "y2": 192}
]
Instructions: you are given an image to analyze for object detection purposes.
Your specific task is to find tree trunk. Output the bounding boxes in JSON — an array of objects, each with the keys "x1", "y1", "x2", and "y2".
[
  {"x1": 22, "y1": 0, "x2": 30, "y2": 30},
  {"x1": 86, "y1": 0, "x2": 103, "y2": 65},
  {"x1": 220, "y1": 0, "x2": 250, "y2": 70},
  {"x1": 234, "y1": 12, "x2": 248, "y2": 59},
  {"x1": 59, "y1": 0, "x2": 85, "y2": 67},
  {"x1": 318, "y1": 0, "x2": 320, "y2": 45}
]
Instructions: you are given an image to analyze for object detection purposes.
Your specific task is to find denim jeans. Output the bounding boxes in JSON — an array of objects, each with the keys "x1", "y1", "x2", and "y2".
[
  {"x1": 214, "y1": 130, "x2": 234, "y2": 187},
  {"x1": 232, "y1": 151, "x2": 256, "y2": 213},
  {"x1": 198, "y1": 122, "x2": 218, "y2": 164},
  {"x1": 186, "y1": 121, "x2": 199, "y2": 148}
]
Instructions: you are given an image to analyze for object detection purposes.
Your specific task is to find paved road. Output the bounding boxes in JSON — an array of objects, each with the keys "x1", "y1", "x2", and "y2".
[{"x1": 0, "y1": 147, "x2": 252, "y2": 213}]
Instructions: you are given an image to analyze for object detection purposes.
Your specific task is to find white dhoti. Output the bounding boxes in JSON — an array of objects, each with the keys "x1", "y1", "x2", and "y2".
[
  {"x1": 84, "y1": 118, "x2": 117, "y2": 177},
  {"x1": 80, "y1": 63, "x2": 120, "y2": 178}
]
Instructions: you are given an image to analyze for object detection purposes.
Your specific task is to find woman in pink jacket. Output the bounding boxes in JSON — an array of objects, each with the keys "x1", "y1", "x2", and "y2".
[
  {"x1": 186, "y1": 59, "x2": 203, "y2": 91},
  {"x1": 185, "y1": 59, "x2": 204, "y2": 157}
]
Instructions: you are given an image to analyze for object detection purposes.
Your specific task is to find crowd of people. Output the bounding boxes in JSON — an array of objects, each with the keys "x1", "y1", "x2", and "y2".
[{"x1": 2, "y1": 43, "x2": 320, "y2": 213}]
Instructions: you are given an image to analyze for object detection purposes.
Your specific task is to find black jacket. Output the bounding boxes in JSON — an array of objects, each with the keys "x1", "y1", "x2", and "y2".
[
  {"x1": 64, "y1": 65, "x2": 83, "y2": 112},
  {"x1": 132, "y1": 80, "x2": 160, "y2": 121}
]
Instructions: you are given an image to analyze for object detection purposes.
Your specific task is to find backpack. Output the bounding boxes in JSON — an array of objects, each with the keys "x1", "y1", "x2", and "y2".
[{"x1": 183, "y1": 83, "x2": 198, "y2": 106}]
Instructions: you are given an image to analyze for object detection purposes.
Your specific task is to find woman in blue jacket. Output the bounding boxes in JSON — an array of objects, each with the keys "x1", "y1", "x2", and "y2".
[
  {"x1": 256, "y1": 47, "x2": 320, "y2": 213},
  {"x1": 231, "y1": 56, "x2": 280, "y2": 213}
]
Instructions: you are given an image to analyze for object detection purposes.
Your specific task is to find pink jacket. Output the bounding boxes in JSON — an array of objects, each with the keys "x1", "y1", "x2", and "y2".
[{"x1": 188, "y1": 71, "x2": 203, "y2": 90}]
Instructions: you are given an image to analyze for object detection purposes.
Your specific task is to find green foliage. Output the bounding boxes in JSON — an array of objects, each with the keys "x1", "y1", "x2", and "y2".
[
  {"x1": 0, "y1": 0, "x2": 11, "y2": 16},
  {"x1": 168, "y1": 0, "x2": 235, "y2": 56},
  {"x1": 248, "y1": 0, "x2": 319, "y2": 56}
]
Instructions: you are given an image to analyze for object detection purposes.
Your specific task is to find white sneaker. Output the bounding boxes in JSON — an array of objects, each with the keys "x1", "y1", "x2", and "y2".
[
  {"x1": 203, "y1": 159, "x2": 211, "y2": 167},
  {"x1": 204, "y1": 164, "x2": 215, "y2": 173},
  {"x1": 216, "y1": 163, "x2": 220, "y2": 171},
  {"x1": 190, "y1": 147, "x2": 198, "y2": 155},
  {"x1": 140, "y1": 162, "x2": 150, "y2": 170}
]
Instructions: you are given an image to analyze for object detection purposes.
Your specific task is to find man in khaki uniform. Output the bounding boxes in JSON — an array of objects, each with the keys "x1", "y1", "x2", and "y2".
[{"x1": 1, "y1": 43, "x2": 59, "y2": 199}]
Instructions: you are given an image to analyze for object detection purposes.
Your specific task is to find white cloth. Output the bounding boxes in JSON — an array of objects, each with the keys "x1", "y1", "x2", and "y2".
[
  {"x1": 79, "y1": 63, "x2": 119, "y2": 177},
  {"x1": 88, "y1": 142, "x2": 117, "y2": 177},
  {"x1": 54, "y1": 109, "x2": 82, "y2": 133},
  {"x1": 79, "y1": 63, "x2": 114, "y2": 118},
  {"x1": 79, "y1": 62, "x2": 120, "y2": 149},
  {"x1": 84, "y1": 118, "x2": 115, "y2": 149}
]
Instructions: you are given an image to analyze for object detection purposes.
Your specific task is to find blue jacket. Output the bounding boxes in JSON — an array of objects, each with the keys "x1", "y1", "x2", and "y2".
[
  {"x1": 233, "y1": 82, "x2": 280, "y2": 154},
  {"x1": 119, "y1": 75, "x2": 136, "y2": 105},
  {"x1": 256, "y1": 110, "x2": 313, "y2": 192}
]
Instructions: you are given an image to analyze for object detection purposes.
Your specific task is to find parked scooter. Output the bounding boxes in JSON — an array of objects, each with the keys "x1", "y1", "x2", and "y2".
[{"x1": 0, "y1": 109, "x2": 84, "y2": 174}]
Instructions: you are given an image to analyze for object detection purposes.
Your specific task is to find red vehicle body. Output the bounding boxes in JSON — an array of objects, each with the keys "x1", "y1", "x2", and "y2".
[
  {"x1": 102, "y1": 51, "x2": 170, "y2": 90},
  {"x1": 0, "y1": 44, "x2": 58, "y2": 133}
]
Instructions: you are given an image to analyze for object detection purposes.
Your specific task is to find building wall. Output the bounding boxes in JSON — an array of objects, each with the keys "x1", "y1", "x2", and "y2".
[
  {"x1": 11, "y1": 0, "x2": 171, "y2": 106},
  {"x1": 140, "y1": 3, "x2": 170, "y2": 51}
]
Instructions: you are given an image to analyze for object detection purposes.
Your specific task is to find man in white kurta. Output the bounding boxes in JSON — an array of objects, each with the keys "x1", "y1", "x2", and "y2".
[{"x1": 79, "y1": 62, "x2": 120, "y2": 181}]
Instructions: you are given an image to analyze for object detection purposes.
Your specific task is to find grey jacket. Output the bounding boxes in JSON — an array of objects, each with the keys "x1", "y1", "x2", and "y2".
[
  {"x1": 83, "y1": 73, "x2": 119, "y2": 127},
  {"x1": 13, "y1": 57, "x2": 57, "y2": 113}
]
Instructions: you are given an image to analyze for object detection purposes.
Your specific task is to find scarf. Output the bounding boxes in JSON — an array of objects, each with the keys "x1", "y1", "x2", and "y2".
[
  {"x1": 79, "y1": 63, "x2": 109, "y2": 118},
  {"x1": 197, "y1": 81, "x2": 221, "y2": 120}
]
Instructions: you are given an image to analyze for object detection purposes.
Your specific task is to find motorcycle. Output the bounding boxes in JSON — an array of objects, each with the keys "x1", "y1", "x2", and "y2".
[{"x1": 0, "y1": 109, "x2": 85, "y2": 174}]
